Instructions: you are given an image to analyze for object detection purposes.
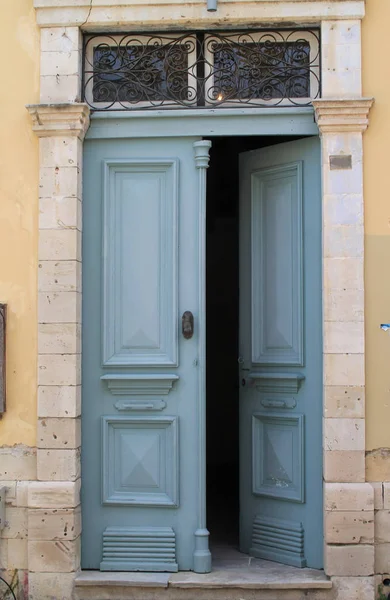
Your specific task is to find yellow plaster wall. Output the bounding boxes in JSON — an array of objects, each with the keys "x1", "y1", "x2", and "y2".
[
  {"x1": 0, "y1": 0, "x2": 39, "y2": 446},
  {"x1": 363, "y1": 1, "x2": 390, "y2": 453},
  {"x1": 0, "y1": 0, "x2": 387, "y2": 455}
]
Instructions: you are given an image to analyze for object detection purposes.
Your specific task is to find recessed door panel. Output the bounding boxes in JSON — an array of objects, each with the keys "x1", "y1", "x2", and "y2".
[
  {"x1": 252, "y1": 412, "x2": 304, "y2": 502},
  {"x1": 102, "y1": 159, "x2": 178, "y2": 367},
  {"x1": 102, "y1": 415, "x2": 178, "y2": 507},
  {"x1": 251, "y1": 163, "x2": 303, "y2": 366}
]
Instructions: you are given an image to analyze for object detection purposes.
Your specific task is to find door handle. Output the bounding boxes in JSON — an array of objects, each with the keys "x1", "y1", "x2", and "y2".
[{"x1": 182, "y1": 311, "x2": 194, "y2": 339}]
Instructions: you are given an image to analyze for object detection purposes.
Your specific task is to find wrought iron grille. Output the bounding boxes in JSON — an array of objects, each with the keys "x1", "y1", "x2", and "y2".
[{"x1": 83, "y1": 30, "x2": 320, "y2": 111}]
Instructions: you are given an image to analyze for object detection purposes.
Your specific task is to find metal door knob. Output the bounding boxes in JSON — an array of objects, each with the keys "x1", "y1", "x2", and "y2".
[{"x1": 182, "y1": 311, "x2": 194, "y2": 339}]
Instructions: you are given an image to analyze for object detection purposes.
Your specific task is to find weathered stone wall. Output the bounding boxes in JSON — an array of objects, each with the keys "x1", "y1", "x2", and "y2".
[
  {"x1": 0, "y1": 447, "x2": 36, "y2": 599},
  {"x1": 3, "y1": 1, "x2": 390, "y2": 599}
]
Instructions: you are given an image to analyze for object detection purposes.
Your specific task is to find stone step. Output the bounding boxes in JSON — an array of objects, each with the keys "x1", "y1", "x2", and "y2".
[{"x1": 75, "y1": 569, "x2": 333, "y2": 600}]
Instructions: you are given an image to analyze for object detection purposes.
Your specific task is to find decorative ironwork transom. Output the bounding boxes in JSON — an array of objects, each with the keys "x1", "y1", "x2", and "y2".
[{"x1": 83, "y1": 30, "x2": 320, "y2": 111}]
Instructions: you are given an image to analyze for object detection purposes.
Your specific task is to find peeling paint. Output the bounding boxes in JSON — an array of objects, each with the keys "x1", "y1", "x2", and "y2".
[
  {"x1": 366, "y1": 448, "x2": 390, "y2": 482},
  {"x1": 366, "y1": 448, "x2": 390, "y2": 458}
]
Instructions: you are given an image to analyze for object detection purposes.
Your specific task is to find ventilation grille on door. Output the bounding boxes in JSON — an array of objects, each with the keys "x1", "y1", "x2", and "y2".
[
  {"x1": 100, "y1": 526, "x2": 178, "y2": 572},
  {"x1": 250, "y1": 515, "x2": 306, "y2": 568}
]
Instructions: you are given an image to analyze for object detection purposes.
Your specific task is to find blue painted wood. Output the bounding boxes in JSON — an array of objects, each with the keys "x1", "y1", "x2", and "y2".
[
  {"x1": 86, "y1": 108, "x2": 318, "y2": 139},
  {"x1": 102, "y1": 416, "x2": 179, "y2": 507},
  {"x1": 239, "y1": 138, "x2": 322, "y2": 569},
  {"x1": 252, "y1": 413, "x2": 304, "y2": 503},
  {"x1": 113, "y1": 399, "x2": 167, "y2": 412},
  {"x1": 100, "y1": 374, "x2": 179, "y2": 395},
  {"x1": 192, "y1": 140, "x2": 212, "y2": 574},
  {"x1": 251, "y1": 161, "x2": 303, "y2": 365},
  {"x1": 249, "y1": 372, "x2": 305, "y2": 394},
  {"x1": 100, "y1": 526, "x2": 178, "y2": 572},
  {"x1": 250, "y1": 516, "x2": 306, "y2": 568},
  {"x1": 82, "y1": 136, "x2": 204, "y2": 571},
  {"x1": 102, "y1": 158, "x2": 179, "y2": 367}
]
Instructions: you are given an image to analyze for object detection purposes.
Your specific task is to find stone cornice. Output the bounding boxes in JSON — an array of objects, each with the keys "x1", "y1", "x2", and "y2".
[
  {"x1": 312, "y1": 98, "x2": 374, "y2": 134},
  {"x1": 33, "y1": 0, "x2": 365, "y2": 28},
  {"x1": 27, "y1": 103, "x2": 90, "y2": 139}
]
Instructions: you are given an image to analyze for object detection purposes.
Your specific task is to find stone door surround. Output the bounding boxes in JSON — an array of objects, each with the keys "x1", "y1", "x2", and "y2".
[{"x1": 25, "y1": 1, "x2": 375, "y2": 597}]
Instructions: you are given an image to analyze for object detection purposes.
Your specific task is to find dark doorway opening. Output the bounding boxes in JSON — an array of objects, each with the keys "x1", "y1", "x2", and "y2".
[{"x1": 205, "y1": 135, "x2": 304, "y2": 554}]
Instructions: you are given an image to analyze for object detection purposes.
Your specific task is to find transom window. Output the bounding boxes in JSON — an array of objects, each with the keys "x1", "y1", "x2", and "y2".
[{"x1": 83, "y1": 30, "x2": 320, "y2": 111}]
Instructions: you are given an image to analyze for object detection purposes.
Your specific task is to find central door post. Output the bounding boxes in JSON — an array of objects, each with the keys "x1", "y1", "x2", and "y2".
[{"x1": 193, "y1": 140, "x2": 212, "y2": 573}]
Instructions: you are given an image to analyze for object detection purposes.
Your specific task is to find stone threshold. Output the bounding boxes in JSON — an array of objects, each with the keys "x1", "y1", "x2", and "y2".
[
  {"x1": 75, "y1": 564, "x2": 332, "y2": 590},
  {"x1": 75, "y1": 549, "x2": 332, "y2": 598}
]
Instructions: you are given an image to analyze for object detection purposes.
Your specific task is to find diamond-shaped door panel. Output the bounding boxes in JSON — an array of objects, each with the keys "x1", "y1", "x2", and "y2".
[
  {"x1": 102, "y1": 416, "x2": 179, "y2": 506},
  {"x1": 252, "y1": 413, "x2": 304, "y2": 503},
  {"x1": 121, "y1": 431, "x2": 160, "y2": 488}
]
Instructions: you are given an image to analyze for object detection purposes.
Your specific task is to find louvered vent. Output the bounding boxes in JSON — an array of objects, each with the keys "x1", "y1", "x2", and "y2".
[
  {"x1": 100, "y1": 526, "x2": 178, "y2": 572},
  {"x1": 250, "y1": 515, "x2": 306, "y2": 568}
]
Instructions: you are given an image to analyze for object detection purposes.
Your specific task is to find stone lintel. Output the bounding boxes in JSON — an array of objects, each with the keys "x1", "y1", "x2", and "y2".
[
  {"x1": 312, "y1": 98, "x2": 374, "y2": 134},
  {"x1": 27, "y1": 103, "x2": 90, "y2": 139},
  {"x1": 33, "y1": 1, "x2": 365, "y2": 28}
]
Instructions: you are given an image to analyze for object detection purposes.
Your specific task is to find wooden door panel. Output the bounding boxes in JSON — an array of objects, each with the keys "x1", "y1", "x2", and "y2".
[
  {"x1": 251, "y1": 162, "x2": 303, "y2": 366},
  {"x1": 239, "y1": 137, "x2": 322, "y2": 569},
  {"x1": 82, "y1": 136, "x2": 203, "y2": 572},
  {"x1": 252, "y1": 412, "x2": 304, "y2": 503},
  {"x1": 102, "y1": 159, "x2": 178, "y2": 367}
]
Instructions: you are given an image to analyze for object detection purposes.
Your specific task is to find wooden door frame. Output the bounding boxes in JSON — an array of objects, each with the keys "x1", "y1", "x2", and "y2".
[
  {"x1": 25, "y1": 4, "x2": 376, "y2": 596},
  {"x1": 87, "y1": 109, "x2": 320, "y2": 574}
]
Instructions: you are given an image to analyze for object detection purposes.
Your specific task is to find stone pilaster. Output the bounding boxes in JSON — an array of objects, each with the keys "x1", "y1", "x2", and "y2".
[
  {"x1": 313, "y1": 98, "x2": 375, "y2": 585},
  {"x1": 321, "y1": 20, "x2": 362, "y2": 99},
  {"x1": 40, "y1": 27, "x2": 82, "y2": 103},
  {"x1": 26, "y1": 103, "x2": 89, "y2": 598}
]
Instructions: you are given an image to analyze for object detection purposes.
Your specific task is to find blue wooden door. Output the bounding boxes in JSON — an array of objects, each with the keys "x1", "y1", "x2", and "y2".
[
  {"x1": 239, "y1": 138, "x2": 322, "y2": 569},
  {"x1": 82, "y1": 135, "x2": 207, "y2": 572}
]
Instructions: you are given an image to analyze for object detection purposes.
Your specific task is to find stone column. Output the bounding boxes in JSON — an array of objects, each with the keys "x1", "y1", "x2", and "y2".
[
  {"x1": 313, "y1": 98, "x2": 374, "y2": 598},
  {"x1": 26, "y1": 103, "x2": 89, "y2": 599}
]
